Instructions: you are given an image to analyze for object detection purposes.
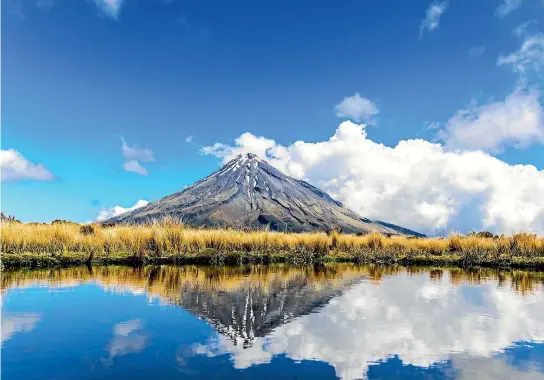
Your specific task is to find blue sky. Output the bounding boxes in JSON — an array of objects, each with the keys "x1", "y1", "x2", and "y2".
[{"x1": 2, "y1": 0, "x2": 544, "y2": 234}]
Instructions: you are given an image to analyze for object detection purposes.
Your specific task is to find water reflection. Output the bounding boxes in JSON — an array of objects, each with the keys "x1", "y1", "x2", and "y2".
[
  {"x1": 193, "y1": 269, "x2": 544, "y2": 379},
  {"x1": 1, "y1": 312, "x2": 41, "y2": 345},
  {"x1": 103, "y1": 319, "x2": 148, "y2": 365},
  {"x1": 453, "y1": 354, "x2": 544, "y2": 380},
  {"x1": 2, "y1": 264, "x2": 544, "y2": 379}
]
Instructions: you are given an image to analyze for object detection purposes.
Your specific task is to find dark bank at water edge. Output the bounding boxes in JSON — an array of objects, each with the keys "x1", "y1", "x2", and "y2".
[{"x1": 2, "y1": 249, "x2": 544, "y2": 270}]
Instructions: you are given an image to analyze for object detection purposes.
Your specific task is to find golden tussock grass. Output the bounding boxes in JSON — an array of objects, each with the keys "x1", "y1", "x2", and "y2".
[{"x1": 1, "y1": 221, "x2": 544, "y2": 268}]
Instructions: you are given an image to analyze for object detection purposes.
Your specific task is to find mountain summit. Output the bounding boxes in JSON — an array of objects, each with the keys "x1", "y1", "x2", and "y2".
[{"x1": 106, "y1": 153, "x2": 422, "y2": 236}]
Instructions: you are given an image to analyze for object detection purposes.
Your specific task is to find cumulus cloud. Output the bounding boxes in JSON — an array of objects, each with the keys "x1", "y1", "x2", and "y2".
[
  {"x1": 96, "y1": 199, "x2": 149, "y2": 222},
  {"x1": 93, "y1": 0, "x2": 125, "y2": 20},
  {"x1": 185, "y1": 135, "x2": 194, "y2": 143},
  {"x1": 194, "y1": 271, "x2": 544, "y2": 380},
  {"x1": 202, "y1": 120, "x2": 544, "y2": 234},
  {"x1": 495, "y1": 0, "x2": 523, "y2": 18},
  {"x1": 438, "y1": 90, "x2": 544, "y2": 152},
  {"x1": 2, "y1": 313, "x2": 41, "y2": 345},
  {"x1": 334, "y1": 93, "x2": 379, "y2": 124},
  {"x1": 419, "y1": 1, "x2": 448, "y2": 38},
  {"x1": 121, "y1": 139, "x2": 154, "y2": 176},
  {"x1": 1, "y1": 149, "x2": 54, "y2": 182}
]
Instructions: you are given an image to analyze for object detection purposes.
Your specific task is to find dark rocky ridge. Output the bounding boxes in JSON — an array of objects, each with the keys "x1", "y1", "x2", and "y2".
[{"x1": 105, "y1": 153, "x2": 422, "y2": 236}]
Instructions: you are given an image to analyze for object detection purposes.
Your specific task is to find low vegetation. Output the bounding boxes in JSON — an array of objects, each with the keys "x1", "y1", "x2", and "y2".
[{"x1": 2, "y1": 220, "x2": 544, "y2": 269}]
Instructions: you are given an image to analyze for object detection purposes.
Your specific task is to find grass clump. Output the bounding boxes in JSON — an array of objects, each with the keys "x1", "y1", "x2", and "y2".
[{"x1": 1, "y1": 220, "x2": 544, "y2": 269}]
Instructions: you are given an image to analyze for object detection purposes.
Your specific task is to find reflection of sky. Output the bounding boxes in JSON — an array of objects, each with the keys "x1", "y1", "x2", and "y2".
[
  {"x1": 195, "y1": 271, "x2": 544, "y2": 379},
  {"x1": 2, "y1": 269, "x2": 544, "y2": 380}
]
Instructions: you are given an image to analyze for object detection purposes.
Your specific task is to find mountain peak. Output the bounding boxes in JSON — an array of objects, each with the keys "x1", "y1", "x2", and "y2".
[
  {"x1": 229, "y1": 152, "x2": 262, "y2": 164},
  {"x1": 105, "y1": 154, "x2": 422, "y2": 236},
  {"x1": 244, "y1": 152, "x2": 259, "y2": 159}
]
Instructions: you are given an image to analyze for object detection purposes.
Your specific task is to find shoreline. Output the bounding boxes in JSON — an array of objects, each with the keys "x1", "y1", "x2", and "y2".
[
  {"x1": 3, "y1": 221, "x2": 544, "y2": 270},
  {"x1": 2, "y1": 251, "x2": 544, "y2": 270}
]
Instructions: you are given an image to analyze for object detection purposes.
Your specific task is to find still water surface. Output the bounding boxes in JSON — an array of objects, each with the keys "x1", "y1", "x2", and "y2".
[{"x1": 2, "y1": 264, "x2": 544, "y2": 379}]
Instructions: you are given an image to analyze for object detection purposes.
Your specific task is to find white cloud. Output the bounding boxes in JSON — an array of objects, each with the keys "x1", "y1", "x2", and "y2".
[
  {"x1": 123, "y1": 160, "x2": 149, "y2": 176},
  {"x1": 334, "y1": 93, "x2": 379, "y2": 124},
  {"x1": 93, "y1": 0, "x2": 125, "y2": 20},
  {"x1": 121, "y1": 139, "x2": 154, "y2": 176},
  {"x1": 201, "y1": 133, "x2": 278, "y2": 162},
  {"x1": 202, "y1": 120, "x2": 544, "y2": 234},
  {"x1": 195, "y1": 272, "x2": 544, "y2": 380},
  {"x1": 495, "y1": 0, "x2": 523, "y2": 18},
  {"x1": 424, "y1": 121, "x2": 441, "y2": 130},
  {"x1": 419, "y1": 1, "x2": 448, "y2": 38},
  {"x1": 438, "y1": 90, "x2": 544, "y2": 152},
  {"x1": 185, "y1": 135, "x2": 194, "y2": 143},
  {"x1": 498, "y1": 32, "x2": 544, "y2": 80},
  {"x1": 513, "y1": 20, "x2": 538, "y2": 38},
  {"x1": 96, "y1": 199, "x2": 149, "y2": 222},
  {"x1": 2, "y1": 313, "x2": 41, "y2": 345},
  {"x1": 0, "y1": 149, "x2": 54, "y2": 182},
  {"x1": 121, "y1": 139, "x2": 154, "y2": 162}
]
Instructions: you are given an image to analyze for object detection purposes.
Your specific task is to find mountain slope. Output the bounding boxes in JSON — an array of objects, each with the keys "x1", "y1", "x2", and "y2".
[
  {"x1": 374, "y1": 220, "x2": 426, "y2": 238},
  {"x1": 105, "y1": 153, "x2": 421, "y2": 236}
]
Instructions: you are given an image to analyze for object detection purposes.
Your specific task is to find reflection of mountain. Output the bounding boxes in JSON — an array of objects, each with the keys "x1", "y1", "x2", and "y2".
[
  {"x1": 3, "y1": 265, "x2": 544, "y2": 379},
  {"x1": 176, "y1": 272, "x2": 359, "y2": 347}
]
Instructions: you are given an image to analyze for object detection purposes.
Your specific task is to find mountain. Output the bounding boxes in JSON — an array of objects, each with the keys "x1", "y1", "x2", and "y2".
[{"x1": 105, "y1": 153, "x2": 421, "y2": 236}]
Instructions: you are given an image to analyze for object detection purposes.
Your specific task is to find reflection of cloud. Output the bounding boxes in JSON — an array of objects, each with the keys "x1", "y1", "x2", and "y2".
[
  {"x1": 195, "y1": 272, "x2": 544, "y2": 380},
  {"x1": 1, "y1": 313, "x2": 41, "y2": 344},
  {"x1": 113, "y1": 319, "x2": 142, "y2": 336},
  {"x1": 454, "y1": 355, "x2": 544, "y2": 380},
  {"x1": 103, "y1": 319, "x2": 147, "y2": 365},
  {"x1": 108, "y1": 334, "x2": 147, "y2": 358}
]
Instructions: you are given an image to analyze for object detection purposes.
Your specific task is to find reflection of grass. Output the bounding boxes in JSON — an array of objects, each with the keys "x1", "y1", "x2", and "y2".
[
  {"x1": 3, "y1": 264, "x2": 543, "y2": 297},
  {"x1": 2, "y1": 221, "x2": 544, "y2": 269}
]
